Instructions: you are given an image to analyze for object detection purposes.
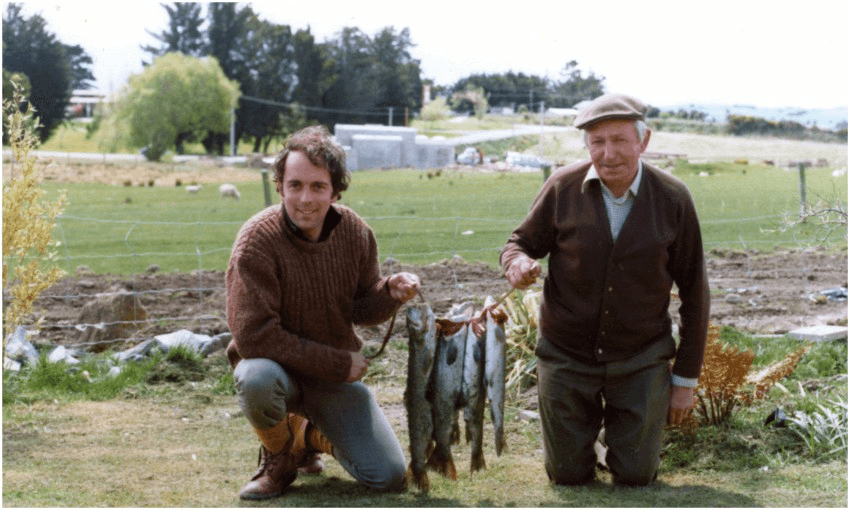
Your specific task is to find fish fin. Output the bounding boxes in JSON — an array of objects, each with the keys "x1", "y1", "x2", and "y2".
[{"x1": 470, "y1": 451, "x2": 487, "y2": 473}]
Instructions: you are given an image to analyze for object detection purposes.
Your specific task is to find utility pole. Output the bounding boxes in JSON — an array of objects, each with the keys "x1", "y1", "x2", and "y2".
[
  {"x1": 229, "y1": 108, "x2": 236, "y2": 157},
  {"x1": 388, "y1": 107, "x2": 394, "y2": 126},
  {"x1": 539, "y1": 101, "x2": 545, "y2": 158}
]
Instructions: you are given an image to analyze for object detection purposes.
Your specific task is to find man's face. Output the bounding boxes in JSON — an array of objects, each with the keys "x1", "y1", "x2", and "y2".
[
  {"x1": 279, "y1": 151, "x2": 337, "y2": 241},
  {"x1": 585, "y1": 119, "x2": 651, "y2": 196}
]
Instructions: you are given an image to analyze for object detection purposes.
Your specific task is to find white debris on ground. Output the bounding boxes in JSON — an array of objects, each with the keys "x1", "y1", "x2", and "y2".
[{"x1": 3, "y1": 325, "x2": 230, "y2": 377}]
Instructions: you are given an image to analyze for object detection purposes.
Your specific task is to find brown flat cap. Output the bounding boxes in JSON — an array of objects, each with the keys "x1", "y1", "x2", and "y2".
[{"x1": 574, "y1": 93, "x2": 647, "y2": 130}]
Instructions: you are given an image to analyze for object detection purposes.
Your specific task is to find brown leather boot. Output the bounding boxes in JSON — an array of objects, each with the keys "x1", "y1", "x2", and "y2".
[
  {"x1": 239, "y1": 415, "x2": 310, "y2": 500},
  {"x1": 298, "y1": 418, "x2": 335, "y2": 475}
]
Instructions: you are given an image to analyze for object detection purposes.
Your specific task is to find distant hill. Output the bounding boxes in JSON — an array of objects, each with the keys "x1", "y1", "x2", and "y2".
[{"x1": 655, "y1": 103, "x2": 848, "y2": 131}]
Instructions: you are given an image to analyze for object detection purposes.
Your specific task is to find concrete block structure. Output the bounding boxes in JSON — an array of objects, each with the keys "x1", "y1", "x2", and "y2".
[
  {"x1": 415, "y1": 136, "x2": 455, "y2": 170},
  {"x1": 352, "y1": 134, "x2": 403, "y2": 170},
  {"x1": 335, "y1": 124, "x2": 454, "y2": 171}
]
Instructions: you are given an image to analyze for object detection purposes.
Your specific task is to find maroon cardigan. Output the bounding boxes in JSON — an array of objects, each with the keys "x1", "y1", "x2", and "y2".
[
  {"x1": 225, "y1": 204, "x2": 399, "y2": 382},
  {"x1": 501, "y1": 160, "x2": 710, "y2": 379}
]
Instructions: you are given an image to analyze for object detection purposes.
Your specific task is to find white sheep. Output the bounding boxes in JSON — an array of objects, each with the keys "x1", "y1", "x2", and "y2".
[
  {"x1": 186, "y1": 185, "x2": 202, "y2": 194},
  {"x1": 219, "y1": 183, "x2": 241, "y2": 201}
]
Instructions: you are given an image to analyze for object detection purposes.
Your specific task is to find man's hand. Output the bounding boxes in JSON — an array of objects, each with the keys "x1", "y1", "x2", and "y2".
[
  {"x1": 504, "y1": 255, "x2": 541, "y2": 290},
  {"x1": 667, "y1": 386, "x2": 696, "y2": 425},
  {"x1": 388, "y1": 272, "x2": 420, "y2": 303},
  {"x1": 347, "y1": 352, "x2": 370, "y2": 382}
]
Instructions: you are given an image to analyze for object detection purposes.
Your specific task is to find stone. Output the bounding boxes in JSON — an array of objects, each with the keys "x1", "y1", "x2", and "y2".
[
  {"x1": 48, "y1": 345, "x2": 80, "y2": 365},
  {"x1": 76, "y1": 287, "x2": 148, "y2": 352},
  {"x1": 786, "y1": 325, "x2": 848, "y2": 342},
  {"x1": 4, "y1": 326, "x2": 39, "y2": 366}
]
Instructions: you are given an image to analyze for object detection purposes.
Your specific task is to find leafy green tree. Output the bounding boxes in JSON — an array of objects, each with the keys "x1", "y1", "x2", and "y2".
[
  {"x1": 141, "y1": 2, "x2": 206, "y2": 59},
  {"x1": 452, "y1": 72, "x2": 548, "y2": 113},
  {"x1": 101, "y1": 53, "x2": 240, "y2": 161},
  {"x1": 548, "y1": 60, "x2": 605, "y2": 108},
  {"x1": 292, "y1": 28, "x2": 330, "y2": 112},
  {"x1": 451, "y1": 85, "x2": 489, "y2": 121},
  {"x1": 63, "y1": 43, "x2": 96, "y2": 90},
  {"x1": 2, "y1": 3, "x2": 84, "y2": 142},
  {"x1": 320, "y1": 26, "x2": 422, "y2": 127},
  {"x1": 420, "y1": 96, "x2": 451, "y2": 126}
]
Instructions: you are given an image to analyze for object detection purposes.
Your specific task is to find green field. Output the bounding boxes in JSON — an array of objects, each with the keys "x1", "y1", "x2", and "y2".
[{"x1": 29, "y1": 161, "x2": 848, "y2": 276}]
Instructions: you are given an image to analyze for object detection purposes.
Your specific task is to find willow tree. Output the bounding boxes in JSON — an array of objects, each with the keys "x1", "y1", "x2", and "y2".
[{"x1": 99, "y1": 52, "x2": 240, "y2": 161}]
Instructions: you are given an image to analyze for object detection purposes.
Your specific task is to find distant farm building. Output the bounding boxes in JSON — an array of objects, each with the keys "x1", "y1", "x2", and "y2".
[
  {"x1": 335, "y1": 124, "x2": 454, "y2": 171},
  {"x1": 67, "y1": 89, "x2": 106, "y2": 119}
]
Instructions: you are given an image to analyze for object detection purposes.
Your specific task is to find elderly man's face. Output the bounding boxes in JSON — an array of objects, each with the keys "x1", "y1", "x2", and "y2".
[{"x1": 585, "y1": 119, "x2": 651, "y2": 197}]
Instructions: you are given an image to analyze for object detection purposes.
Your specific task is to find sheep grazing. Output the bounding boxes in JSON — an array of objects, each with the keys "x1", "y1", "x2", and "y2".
[
  {"x1": 219, "y1": 183, "x2": 241, "y2": 201},
  {"x1": 186, "y1": 185, "x2": 202, "y2": 194}
]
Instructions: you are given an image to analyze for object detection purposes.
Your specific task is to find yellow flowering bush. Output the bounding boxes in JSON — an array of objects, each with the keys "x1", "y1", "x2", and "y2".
[{"x1": 2, "y1": 80, "x2": 67, "y2": 344}]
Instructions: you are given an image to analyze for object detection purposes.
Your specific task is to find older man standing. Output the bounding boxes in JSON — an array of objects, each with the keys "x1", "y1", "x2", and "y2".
[{"x1": 501, "y1": 93, "x2": 709, "y2": 486}]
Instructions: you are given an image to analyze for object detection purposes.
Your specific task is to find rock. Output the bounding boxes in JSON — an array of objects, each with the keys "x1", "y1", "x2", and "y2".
[
  {"x1": 48, "y1": 345, "x2": 80, "y2": 365},
  {"x1": 4, "y1": 326, "x2": 40, "y2": 366},
  {"x1": 4, "y1": 357, "x2": 22, "y2": 372},
  {"x1": 519, "y1": 410, "x2": 540, "y2": 422},
  {"x1": 786, "y1": 325, "x2": 848, "y2": 342},
  {"x1": 76, "y1": 287, "x2": 148, "y2": 353},
  {"x1": 75, "y1": 265, "x2": 95, "y2": 276}
]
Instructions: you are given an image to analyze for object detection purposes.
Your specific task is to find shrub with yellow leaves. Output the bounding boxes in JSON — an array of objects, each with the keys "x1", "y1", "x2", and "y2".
[
  {"x1": 2, "y1": 80, "x2": 67, "y2": 345},
  {"x1": 689, "y1": 323, "x2": 810, "y2": 427}
]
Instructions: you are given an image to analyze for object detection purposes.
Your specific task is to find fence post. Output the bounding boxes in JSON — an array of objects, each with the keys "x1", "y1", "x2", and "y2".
[
  {"x1": 798, "y1": 163, "x2": 807, "y2": 216},
  {"x1": 261, "y1": 168, "x2": 272, "y2": 207},
  {"x1": 542, "y1": 164, "x2": 551, "y2": 182}
]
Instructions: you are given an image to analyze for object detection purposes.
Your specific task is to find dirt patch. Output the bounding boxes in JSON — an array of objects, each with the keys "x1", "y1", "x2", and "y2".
[
  {"x1": 18, "y1": 247, "x2": 848, "y2": 353},
  {"x1": 3, "y1": 156, "x2": 262, "y2": 187}
]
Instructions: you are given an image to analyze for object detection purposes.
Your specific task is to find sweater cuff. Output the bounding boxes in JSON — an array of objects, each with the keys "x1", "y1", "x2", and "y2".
[{"x1": 671, "y1": 374, "x2": 699, "y2": 388}]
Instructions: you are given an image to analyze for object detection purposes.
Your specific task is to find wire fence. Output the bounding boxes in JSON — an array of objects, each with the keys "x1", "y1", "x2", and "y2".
[{"x1": 8, "y1": 205, "x2": 845, "y2": 352}]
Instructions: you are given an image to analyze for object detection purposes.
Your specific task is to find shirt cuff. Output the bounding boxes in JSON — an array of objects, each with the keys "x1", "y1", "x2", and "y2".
[{"x1": 671, "y1": 374, "x2": 699, "y2": 388}]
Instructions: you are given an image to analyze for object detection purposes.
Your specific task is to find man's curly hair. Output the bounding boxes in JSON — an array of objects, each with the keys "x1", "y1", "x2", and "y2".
[{"x1": 273, "y1": 125, "x2": 350, "y2": 199}]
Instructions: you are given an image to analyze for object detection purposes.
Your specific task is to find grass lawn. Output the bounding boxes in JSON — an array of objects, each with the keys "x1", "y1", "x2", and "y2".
[{"x1": 30, "y1": 161, "x2": 848, "y2": 275}]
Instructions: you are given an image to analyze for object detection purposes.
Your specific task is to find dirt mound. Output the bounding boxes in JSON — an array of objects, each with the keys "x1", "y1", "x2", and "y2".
[{"x1": 17, "y1": 248, "x2": 848, "y2": 353}]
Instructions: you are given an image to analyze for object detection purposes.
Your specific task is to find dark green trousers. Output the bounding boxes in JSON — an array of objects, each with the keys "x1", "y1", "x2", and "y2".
[{"x1": 536, "y1": 335, "x2": 675, "y2": 485}]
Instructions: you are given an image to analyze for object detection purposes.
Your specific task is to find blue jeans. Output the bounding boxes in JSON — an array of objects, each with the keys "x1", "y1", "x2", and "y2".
[{"x1": 233, "y1": 358, "x2": 406, "y2": 491}]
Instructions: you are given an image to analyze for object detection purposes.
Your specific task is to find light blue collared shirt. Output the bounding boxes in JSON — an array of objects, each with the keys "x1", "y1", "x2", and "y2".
[{"x1": 581, "y1": 161, "x2": 643, "y2": 242}]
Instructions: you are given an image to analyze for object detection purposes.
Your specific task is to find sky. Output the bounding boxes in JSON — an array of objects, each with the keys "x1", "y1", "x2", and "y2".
[{"x1": 11, "y1": 0, "x2": 850, "y2": 110}]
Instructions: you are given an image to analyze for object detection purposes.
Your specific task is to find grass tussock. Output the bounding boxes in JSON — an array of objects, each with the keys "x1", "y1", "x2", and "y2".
[{"x1": 2, "y1": 326, "x2": 847, "y2": 507}]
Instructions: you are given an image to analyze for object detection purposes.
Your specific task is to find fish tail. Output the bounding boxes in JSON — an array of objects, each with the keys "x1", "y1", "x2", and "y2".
[
  {"x1": 470, "y1": 450, "x2": 487, "y2": 473},
  {"x1": 495, "y1": 428, "x2": 507, "y2": 456},
  {"x1": 405, "y1": 465, "x2": 431, "y2": 493},
  {"x1": 426, "y1": 452, "x2": 458, "y2": 480}
]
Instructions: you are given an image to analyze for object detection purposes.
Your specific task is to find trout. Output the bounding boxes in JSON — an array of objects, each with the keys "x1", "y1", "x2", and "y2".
[
  {"x1": 427, "y1": 302, "x2": 473, "y2": 480},
  {"x1": 404, "y1": 303, "x2": 437, "y2": 492},
  {"x1": 462, "y1": 298, "x2": 489, "y2": 473},
  {"x1": 485, "y1": 303, "x2": 508, "y2": 456}
]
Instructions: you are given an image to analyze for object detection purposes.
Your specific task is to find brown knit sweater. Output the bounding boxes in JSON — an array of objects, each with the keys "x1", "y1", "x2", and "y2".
[
  {"x1": 225, "y1": 204, "x2": 400, "y2": 382},
  {"x1": 501, "y1": 160, "x2": 709, "y2": 379}
]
